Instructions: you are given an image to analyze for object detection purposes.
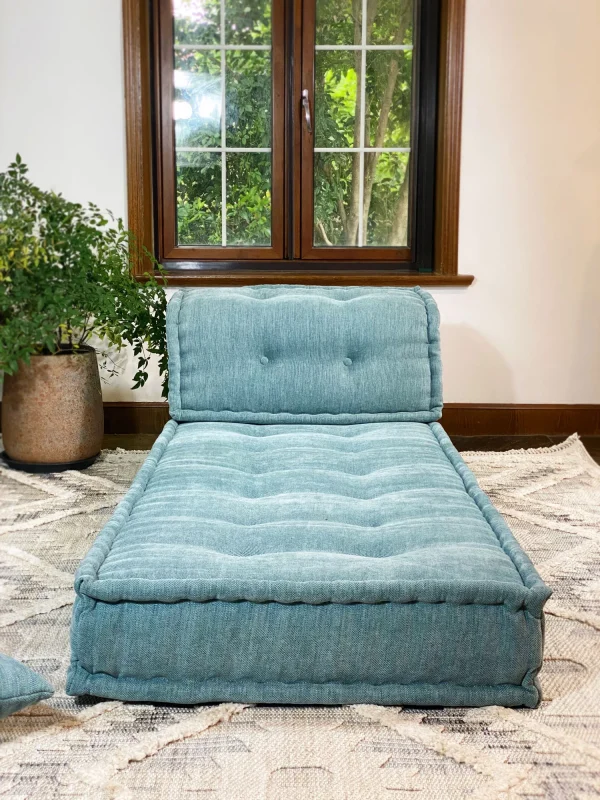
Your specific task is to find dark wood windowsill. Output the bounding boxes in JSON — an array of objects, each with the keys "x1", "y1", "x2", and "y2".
[{"x1": 140, "y1": 269, "x2": 474, "y2": 287}]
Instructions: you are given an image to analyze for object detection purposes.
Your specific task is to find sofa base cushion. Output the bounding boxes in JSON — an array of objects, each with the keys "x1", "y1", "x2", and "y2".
[
  {"x1": 68, "y1": 670, "x2": 541, "y2": 709},
  {"x1": 67, "y1": 420, "x2": 550, "y2": 708},
  {"x1": 68, "y1": 594, "x2": 543, "y2": 707}
]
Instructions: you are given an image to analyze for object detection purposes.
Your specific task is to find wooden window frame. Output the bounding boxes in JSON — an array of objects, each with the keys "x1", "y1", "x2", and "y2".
[{"x1": 123, "y1": 0, "x2": 473, "y2": 286}]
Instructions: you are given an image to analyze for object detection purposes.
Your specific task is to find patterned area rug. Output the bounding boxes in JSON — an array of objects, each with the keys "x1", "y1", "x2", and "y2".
[{"x1": 1, "y1": 436, "x2": 599, "y2": 799}]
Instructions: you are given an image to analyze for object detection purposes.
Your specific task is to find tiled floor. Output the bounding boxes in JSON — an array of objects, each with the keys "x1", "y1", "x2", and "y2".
[{"x1": 103, "y1": 433, "x2": 600, "y2": 466}]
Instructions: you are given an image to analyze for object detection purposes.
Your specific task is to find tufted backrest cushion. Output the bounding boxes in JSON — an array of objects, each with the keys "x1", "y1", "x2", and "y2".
[{"x1": 167, "y1": 285, "x2": 442, "y2": 424}]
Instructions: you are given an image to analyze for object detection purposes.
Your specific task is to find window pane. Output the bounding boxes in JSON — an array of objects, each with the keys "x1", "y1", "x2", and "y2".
[
  {"x1": 365, "y1": 152, "x2": 410, "y2": 246},
  {"x1": 173, "y1": 0, "x2": 220, "y2": 46},
  {"x1": 226, "y1": 153, "x2": 271, "y2": 246},
  {"x1": 174, "y1": 50, "x2": 221, "y2": 149},
  {"x1": 315, "y1": 0, "x2": 359, "y2": 46},
  {"x1": 313, "y1": 0, "x2": 414, "y2": 248},
  {"x1": 225, "y1": 0, "x2": 271, "y2": 45},
  {"x1": 314, "y1": 51, "x2": 358, "y2": 149},
  {"x1": 226, "y1": 50, "x2": 271, "y2": 148},
  {"x1": 314, "y1": 153, "x2": 357, "y2": 247},
  {"x1": 176, "y1": 151, "x2": 222, "y2": 246},
  {"x1": 366, "y1": 50, "x2": 412, "y2": 148},
  {"x1": 170, "y1": 0, "x2": 273, "y2": 248},
  {"x1": 368, "y1": 0, "x2": 413, "y2": 46}
]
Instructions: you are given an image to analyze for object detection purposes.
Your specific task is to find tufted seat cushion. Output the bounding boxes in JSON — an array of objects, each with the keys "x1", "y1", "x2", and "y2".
[{"x1": 67, "y1": 418, "x2": 550, "y2": 707}]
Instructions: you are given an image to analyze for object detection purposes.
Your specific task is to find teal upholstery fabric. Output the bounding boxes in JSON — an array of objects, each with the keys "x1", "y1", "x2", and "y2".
[
  {"x1": 67, "y1": 419, "x2": 551, "y2": 707},
  {"x1": 167, "y1": 286, "x2": 442, "y2": 424},
  {"x1": 0, "y1": 653, "x2": 53, "y2": 719}
]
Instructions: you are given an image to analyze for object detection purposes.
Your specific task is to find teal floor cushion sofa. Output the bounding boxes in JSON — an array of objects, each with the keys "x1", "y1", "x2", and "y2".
[{"x1": 67, "y1": 286, "x2": 551, "y2": 707}]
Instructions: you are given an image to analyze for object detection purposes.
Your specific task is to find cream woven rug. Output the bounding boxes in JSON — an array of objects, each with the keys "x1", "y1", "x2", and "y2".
[{"x1": 1, "y1": 436, "x2": 599, "y2": 799}]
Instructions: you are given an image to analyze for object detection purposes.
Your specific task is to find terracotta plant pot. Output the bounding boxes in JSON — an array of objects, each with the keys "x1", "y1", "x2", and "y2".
[{"x1": 1, "y1": 346, "x2": 103, "y2": 471}]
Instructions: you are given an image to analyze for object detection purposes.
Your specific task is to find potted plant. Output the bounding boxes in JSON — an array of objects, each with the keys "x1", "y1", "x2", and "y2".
[{"x1": 0, "y1": 156, "x2": 167, "y2": 471}]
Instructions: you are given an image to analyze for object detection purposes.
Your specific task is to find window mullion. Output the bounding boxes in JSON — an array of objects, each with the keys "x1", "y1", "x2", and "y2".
[{"x1": 357, "y1": 0, "x2": 368, "y2": 248}]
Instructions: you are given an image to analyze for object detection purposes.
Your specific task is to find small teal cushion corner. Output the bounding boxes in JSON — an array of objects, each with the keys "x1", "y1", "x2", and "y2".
[
  {"x1": 0, "y1": 653, "x2": 53, "y2": 719},
  {"x1": 167, "y1": 285, "x2": 443, "y2": 424}
]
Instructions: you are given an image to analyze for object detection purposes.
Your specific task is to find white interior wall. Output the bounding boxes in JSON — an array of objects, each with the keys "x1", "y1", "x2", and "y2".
[{"x1": 1, "y1": 0, "x2": 599, "y2": 404}]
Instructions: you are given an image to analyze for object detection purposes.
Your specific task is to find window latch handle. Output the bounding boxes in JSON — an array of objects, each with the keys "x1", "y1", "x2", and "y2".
[{"x1": 302, "y1": 89, "x2": 313, "y2": 134}]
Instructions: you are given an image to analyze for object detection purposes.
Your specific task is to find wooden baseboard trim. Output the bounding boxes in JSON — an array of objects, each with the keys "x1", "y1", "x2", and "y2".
[
  {"x1": 441, "y1": 404, "x2": 600, "y2": 436},
  {"x1": 1, "y1": 402, "x2": 599, "y2": 437},
  {"x1": 103, "y1": 402, "x2": 171, "y2": 434},
  {"x1": 101, "y1": 402, "x2": 600, "y2": 437}
]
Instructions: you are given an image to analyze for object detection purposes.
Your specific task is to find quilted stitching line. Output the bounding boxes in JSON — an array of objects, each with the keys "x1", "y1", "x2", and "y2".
[
  {"x1": 69, "y1": 662, "x2": 540, "y2": 693},
  {"x1": 2, "y1": 690, "x2": 53, "y2": 702},
  {"x1": 175, "y1": 410, "x2": 440, "y2": 420},
  {"x1": 71, "y1": 592, "x2": 94, "y2": 673},
  {"x1": 80, "y1": 578, "x2": 539, "y2": 622},
  {"x1": 414, "y1": 286, "x2": 442, "y2": 417},
  {"x1": 414, "y1": 286, "x2": 433, "y2": 412},
  {"x1": 175, "y1": 289, "x2": 184, "y2": 417},
  {"x1": 74, "y1": 420, "x2": 179, "y2": 590},
  {"x1": 429, "y1": 422, "x2": 551, "y2": 618},
  {"x1": 166, "y1": 289, "x2": 184, "y2": 418}
]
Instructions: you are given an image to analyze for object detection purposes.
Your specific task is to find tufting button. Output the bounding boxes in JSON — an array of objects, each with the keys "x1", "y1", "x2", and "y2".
[
  {"x1": 343, "y1": 357, "x2": 352, "y2": 366},
  {"x1": 259, "y1": 356, "x2": 269, "y2": 365}
]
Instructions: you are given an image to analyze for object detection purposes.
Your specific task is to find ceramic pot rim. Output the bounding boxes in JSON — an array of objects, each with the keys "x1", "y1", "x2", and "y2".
[{"x1": 27, "y1": 344, "x2": 97, "y2": 358}]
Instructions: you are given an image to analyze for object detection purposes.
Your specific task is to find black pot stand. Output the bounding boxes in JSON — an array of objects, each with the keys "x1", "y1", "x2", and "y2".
[{"x1": 0, "y1": 451, "x2": 100, "y2": 473}]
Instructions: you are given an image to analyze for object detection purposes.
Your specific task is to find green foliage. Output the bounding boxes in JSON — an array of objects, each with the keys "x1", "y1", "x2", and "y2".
[
  {"x1": 315, "y1": 0, "x2": 356, "y2": 46},
  {"x1": 173, "y1": 0, "x2": 415, "y2": 249},
  {"x1": 226, "y1": 50, "x2": 271, "y2": 148},
  {"x1": 177, "y1": 153, "x2": 223, "y2": 245},
  {"x1": 313, "y1": 0, "x2": 414, "y2": 246},
  {"x1": 174, "y1": 2, "x2": 273, "y2": 247},
  {"x1": 173, "y1": 0, "x2": 273, "y2": 246},
  {"x1": 0, "y1": 157, "x2": 168, "y2": 397},
  {"x1": 176, "y1": 152, "x2": 271, "y2": 247},
  {"x1": 315, "y1": 59, "x2": 358, "y2": 149},
  {"x1": 226, "y1": 154, "x2": 271, "y2": 245}
]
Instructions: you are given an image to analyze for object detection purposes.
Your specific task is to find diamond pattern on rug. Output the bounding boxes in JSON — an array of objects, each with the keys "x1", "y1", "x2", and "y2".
[
  {"x1": 0, "y1": 436, "x2": 599, "y2": 798},
  {"x1": 0, "y1": 543, "x2": 73, "y2": 627}
]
